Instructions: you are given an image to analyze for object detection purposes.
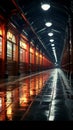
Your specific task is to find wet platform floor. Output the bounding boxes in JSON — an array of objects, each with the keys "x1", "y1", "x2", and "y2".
[
  {"x1": 0, "y1": 69, "x2": 73, "y2": 121},
  {"x1": 21, "y1": 69, "x2": 70, "y2": 121}
]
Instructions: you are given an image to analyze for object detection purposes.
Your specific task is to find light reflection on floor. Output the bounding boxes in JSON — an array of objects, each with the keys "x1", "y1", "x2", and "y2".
[{"x1": 0, "y1": 71, "x2": 50, "y2": 121}]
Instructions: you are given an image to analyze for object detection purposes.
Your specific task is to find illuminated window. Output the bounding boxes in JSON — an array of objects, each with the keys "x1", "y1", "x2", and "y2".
[
  {"x1": 7, "y1": 31, "x2": 16, "y2": 43},
  {"x1": 20, "y1": 48, "x2": 23, "y2": 62},
  {"x1": 30, "y1": 48, "x2": 33, "y2": 53},
  {"x1": 36, "y1": 56, "x2": 38, "y2": 64},
  {"x1": 20, "y1": 41, "x2": 26, "y2": 49},
  {"x1": 7, "y1": 31, "x2": 16, "y2": 61},
  {"x1": 7, "y1": 41, "x2": 12, "y2": 60},
  {"x1": 20, "y1": 39, "x2": 26, "y2": 62},
  {"x1": 30, "y1": 47, "x2": 34, "y2": 63},
  {"x1": 30, "y1": 52, "x2": 33, "y2": 63},
  {"x1": 0, "y1": 27, "x2": 2, "y2": 35},
  {"x1": 0, "y1": 98, "x2": 2, "y2": 112},
  {"x1": 13, "y1": 44, "x2": 16, "y2": 61},
  {"x1": 12, "y1": 35, "x2": 16, "y2": 43},
  {"x1": 0, "y1": 27, "x2": 2, "y2": 58},
  {"x1": 36, "y1": 52, "x2": 38, "y2": 64},
  {"x1": 20, "y1": 48, "x2": 26, "y2": 62},
  {"x1": 0, "y1": 37, "x2": 2, "y2": 58},
  {"x1": 40, "y1": 55, "x2": 42, "y2": 65}
]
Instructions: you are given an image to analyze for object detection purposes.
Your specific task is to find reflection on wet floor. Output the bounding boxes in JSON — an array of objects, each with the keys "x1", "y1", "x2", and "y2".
[
  {"x1": 0, "y1": 69, "x2": 73, "y2": 121},
  {"x1": 0, "y1": 71, "x2": 50, "y2": 121},
  {"x1": 21, "y1": 69, "x2": 72, "y2": 121}
]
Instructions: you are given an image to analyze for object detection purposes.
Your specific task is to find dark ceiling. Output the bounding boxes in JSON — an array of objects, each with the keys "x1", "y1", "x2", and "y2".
[{"x1": 0, "y1": 0, "x2": 73, "y2": 65}]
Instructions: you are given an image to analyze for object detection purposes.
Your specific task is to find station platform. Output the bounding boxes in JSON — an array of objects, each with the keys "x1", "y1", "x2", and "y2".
[
  {"x1": 0, "y1": 69, "x2": 73, "y2": 121},
  {"x1": 21, "y1": 69, "x2": 73, "y2": 121}
]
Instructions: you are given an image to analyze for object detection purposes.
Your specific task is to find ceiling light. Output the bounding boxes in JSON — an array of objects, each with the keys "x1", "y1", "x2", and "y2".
[
  {"x1": 48, "y1": 32, "x2": 53, "y2": 36},
  {"x1": 52, "y1": 47, "x2": 55, "y2": 50},
  {"x1": 41, "y1": 3, "x2": 50, "y2": 11},
  {"x1": 50, "y1": 39, "x2": 54, "y2": 42},
  {"x1": 51, "y1": 44, "x2": 54, "y2": 47},
  {"x1": 45, "y1": 22, "x2": 52, "y2": 27}
]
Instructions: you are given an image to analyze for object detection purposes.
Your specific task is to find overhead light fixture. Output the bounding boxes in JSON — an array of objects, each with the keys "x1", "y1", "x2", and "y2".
[
  {"x1": 51, "y1": 44, "x2": 54, "y2": 47},
  {"x1": 52, "y1": 47, "x2": 55, "y2": 50},
  {"x1": 48, "y1": 32, "x2": 53, "y2": 36},
  {"x1": 50, "y1": 39, "x2": 54, "y2": 42},
  {"x1": 41, "y1": 3, "x2": 50, "y2": 11},
  {"x1": 45, "y1": 22, "x2": 52, "y2": 27}
]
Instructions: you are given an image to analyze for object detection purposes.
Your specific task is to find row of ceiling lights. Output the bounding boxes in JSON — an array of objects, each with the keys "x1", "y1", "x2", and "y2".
[{"x1": 41, "y1": 2, "x2": 57, "y2": 63}]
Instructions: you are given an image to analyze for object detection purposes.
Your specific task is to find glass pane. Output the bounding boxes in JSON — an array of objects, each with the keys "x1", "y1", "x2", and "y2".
[
  {"x1": 7, "y1": 31, "x2": 16, "y2": 43},
  {"x1": 40, "y1": 56, "x2": 42, "y2": 65},
  {"x1": 20, "y1": 48, "x2": 26, "y2": 62},
  {"x1": 7, "y1": 41, "x2": 12, "y2": 60},
  {"x1": 30, "y1": 53, "x2": 33, "y2": 63},
  {"x1": 13, "y1": 44, "x2": 16, "y2": 61},
  {"x1": 0, "y1": 98, "x2": 2, "y2": 112},
  {"x1": 0, "y1": 27, "x2": 2, "y2": 35},
  {"x1": 12, "y1": 35, "x2": 16, "y2": 43},
  {"x1": 20, "y1": 48, "x2": 23, "y2": 62},
  {"x1": 20, "y1": 41, "x2": 26, "y2": 49},
  {"x1": 23, "y1": 49, "x2": 26, "y2": 62},
  {"x1": 36, "y1": 56, "x2": 38, "y2": 64},
  {"x1": 0, "y1": 37, "x2": 2, "y2": 58}
]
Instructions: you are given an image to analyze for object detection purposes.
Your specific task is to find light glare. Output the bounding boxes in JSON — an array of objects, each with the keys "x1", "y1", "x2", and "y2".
[
  {"x1": 48, "y1": 32, "x2": 53, "y2": 36},
  {"x1": 41, "y1": 4, "x2": 50, "y2": 11},
  {"x1": 51, "y1": 44, "x2": 54, "y2": 47},
  {"x1": 45, "y1": 22, "x2": 52, "y2": 27},
  {"x1": 50, "y1": 39, "x2": 54, "y2": 42}
]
